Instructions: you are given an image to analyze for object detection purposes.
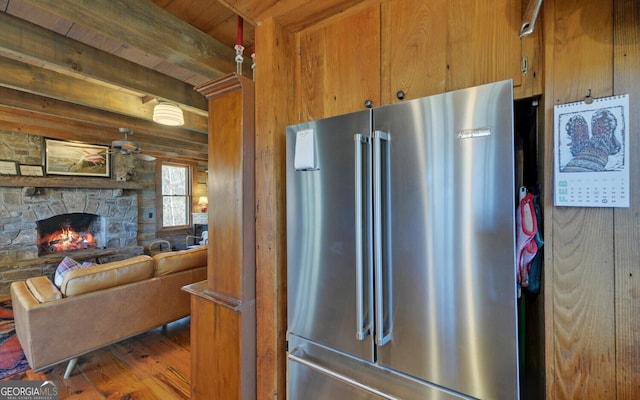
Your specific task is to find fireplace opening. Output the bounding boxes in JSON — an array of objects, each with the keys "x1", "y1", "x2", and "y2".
[{"x1": 37, "y1": 213, "x2": 104, "y2": 256}]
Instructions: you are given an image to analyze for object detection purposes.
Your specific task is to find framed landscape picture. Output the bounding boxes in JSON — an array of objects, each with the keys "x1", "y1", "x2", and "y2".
[{"x1": 44, "y1": 139, "x2": 110, "y2": 177}]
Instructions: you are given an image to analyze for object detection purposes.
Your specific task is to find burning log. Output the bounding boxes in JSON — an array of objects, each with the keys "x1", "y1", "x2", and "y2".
[{"x1": 38, "y1": 224, "x2": 97, "y2": 254}]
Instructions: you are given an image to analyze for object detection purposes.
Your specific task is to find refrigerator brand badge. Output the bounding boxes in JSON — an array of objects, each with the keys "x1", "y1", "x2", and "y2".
[{"x1": 456, "y1": 127, "x2": 491, "y2": 139}]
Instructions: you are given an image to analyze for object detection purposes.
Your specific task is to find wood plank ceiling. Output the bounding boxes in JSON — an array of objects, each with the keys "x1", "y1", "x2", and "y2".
[{"x1": 0, "y1": 0, "x2": 365, "y2": 162}]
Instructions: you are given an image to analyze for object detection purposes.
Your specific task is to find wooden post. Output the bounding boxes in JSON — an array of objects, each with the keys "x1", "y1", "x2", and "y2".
[{"x1": 184, "y1": 73, "x2": 256, "y2": 400}]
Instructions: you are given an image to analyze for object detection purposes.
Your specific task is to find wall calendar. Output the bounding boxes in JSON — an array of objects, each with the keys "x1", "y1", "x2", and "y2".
[{"x1": 554, "y1": 94, "x2": 630, "y2": 208}]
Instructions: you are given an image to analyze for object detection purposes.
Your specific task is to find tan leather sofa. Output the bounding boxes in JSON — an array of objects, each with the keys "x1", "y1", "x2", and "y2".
[{"x1": 10, "y1": 246, "x2": 207, "y2": 378}]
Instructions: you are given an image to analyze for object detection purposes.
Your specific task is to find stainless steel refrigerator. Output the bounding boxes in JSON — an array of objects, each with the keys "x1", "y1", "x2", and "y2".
[{"x1": 286, "y1": 80, "x2": 519, "y2": 400}]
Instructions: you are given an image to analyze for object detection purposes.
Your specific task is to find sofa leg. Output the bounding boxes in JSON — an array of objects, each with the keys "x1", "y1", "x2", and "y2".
[{"x1": 64, "y1": 357, "x2": 78, "y2": 379}]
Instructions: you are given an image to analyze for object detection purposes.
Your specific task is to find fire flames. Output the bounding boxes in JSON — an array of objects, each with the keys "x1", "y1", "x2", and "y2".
[{"x1": 38, "y1": 224, "x2": 97, "y2": 254}]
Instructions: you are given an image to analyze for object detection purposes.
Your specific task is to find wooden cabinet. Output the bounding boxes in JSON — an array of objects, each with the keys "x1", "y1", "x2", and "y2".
[
  {"x1": 296, "y1": 3, "x2": 381, "y2": 121},
  {"x1": 296, "y1": 0, "x2": 541, "y2": 122},
  {"x1": 442, "y1": 0, "x2": 522, "y2": 92},
  {"x1": 380, "y1": 0, "x2": 448, "y2": 103}
]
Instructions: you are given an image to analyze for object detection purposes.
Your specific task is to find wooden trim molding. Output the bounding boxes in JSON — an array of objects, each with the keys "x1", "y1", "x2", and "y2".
[{"x1": 195, "y1": 73, "x2": 251, "y2": 99}]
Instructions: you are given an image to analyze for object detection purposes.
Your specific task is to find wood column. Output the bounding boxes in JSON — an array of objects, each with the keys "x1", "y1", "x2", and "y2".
[
  {"x1": 184, "y1": 73, "x2": 255, "y2": 400},
  {"x1": 253, "y1": 17, "x2": 296, "y2": 400}
]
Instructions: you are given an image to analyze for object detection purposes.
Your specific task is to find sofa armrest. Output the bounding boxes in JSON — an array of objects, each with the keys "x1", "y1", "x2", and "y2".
[
  {"x1": 26, "y1": 276, "x2": 63, "y2": 303},
  {"x1": 10, "y1": 281, "x2": 39, "y2": 309}
]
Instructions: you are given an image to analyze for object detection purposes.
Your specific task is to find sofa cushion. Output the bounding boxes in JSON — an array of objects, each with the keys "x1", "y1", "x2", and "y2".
[
  {"x1": 26, "y1": 276, "x2": 63, "y2": 303},
  {"x1": 60, "y1": 255, "x2": 154, "y2": 297},
  {"x1": 153, "y1": 245, "x2": 207, "y2": 277}
]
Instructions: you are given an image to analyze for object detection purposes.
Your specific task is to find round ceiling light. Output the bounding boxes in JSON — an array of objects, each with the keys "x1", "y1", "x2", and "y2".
[{"x1": 153, "y1": 101, "x2": 184, "y2": 126}]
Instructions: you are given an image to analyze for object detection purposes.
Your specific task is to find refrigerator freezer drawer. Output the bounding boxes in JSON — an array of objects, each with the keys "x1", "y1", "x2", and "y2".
[
  {"x1": 288, "y1": 355, "x2": 388, "y2": 400},
  {"x1": 287, "y1": 335, "x2": 473, "y2": 400}
]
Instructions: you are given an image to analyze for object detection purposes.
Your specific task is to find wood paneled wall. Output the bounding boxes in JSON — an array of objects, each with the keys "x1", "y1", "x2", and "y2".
[
  {"x1": 612, "y1": 1, "x2": 640, "y2": 396},
  {"x1": 543, "y1": 0, "x2": 640, "y2": 398},
  {"x1": 252, "y1": 0, "x2": 640, "y2": 399}
]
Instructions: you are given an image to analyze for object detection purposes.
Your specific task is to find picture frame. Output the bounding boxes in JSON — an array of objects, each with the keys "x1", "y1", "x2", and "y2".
[
  {"x1": 0, "y1": 160, "x2": 19, "y2": 176},
  {"x1": 44, "y1": 138, "x2": 110, "y2": 177},
  {"x1": 19, "y1": 164, "x2": 45, "y2": 176}
]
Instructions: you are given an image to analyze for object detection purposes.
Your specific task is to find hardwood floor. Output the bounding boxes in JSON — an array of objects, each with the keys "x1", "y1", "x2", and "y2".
[{"x1": 3, "y1": 317, "x2": 191, "y2": 400}]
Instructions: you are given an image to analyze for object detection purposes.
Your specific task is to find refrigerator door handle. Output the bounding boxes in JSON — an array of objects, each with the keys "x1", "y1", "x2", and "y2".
[
  {"x1": 288, "y1": 347, "x2": 400, "y2": 400},
  {"x1": 354, "y1": 133, "x2": 371, "y2": 340},
  {"x1": 373, "y1": 130, "x2": 392, "y2": 347}
]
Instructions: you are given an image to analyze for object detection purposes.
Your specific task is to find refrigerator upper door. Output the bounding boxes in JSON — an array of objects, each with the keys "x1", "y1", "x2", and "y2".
[
  {"x1": 373, "y1": 80, "x2": 520, "y2": 399},
  {"x1": 286, "y1": 110, "x2": 374, "y2": 362}
]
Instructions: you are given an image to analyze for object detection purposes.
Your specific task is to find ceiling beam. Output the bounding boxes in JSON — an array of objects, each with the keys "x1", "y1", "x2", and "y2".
[
  {"x1": 0, "y1": 107, "x2": 208, "y2": 161},
  {"x1": 0, "y1": 87, "x2": 207, "y2": 146},
  {"x1": 19, "y1": 0, "x2": 252, "y2": 78},
  {"x1": 0, "y1": 56, "x2": 208, "y2": 134},
  {"x1": 0, "y1": 12, "x2": 208, "y2": 116}
]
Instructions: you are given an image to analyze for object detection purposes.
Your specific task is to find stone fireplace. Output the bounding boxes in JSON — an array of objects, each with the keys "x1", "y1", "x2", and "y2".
[{"x1": 0, "y1": 186, "x2": 143, "y2": 295}]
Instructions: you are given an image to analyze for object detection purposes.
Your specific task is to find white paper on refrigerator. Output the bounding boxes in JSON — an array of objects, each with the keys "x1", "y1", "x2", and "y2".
[{"x1": 294, "y1": 128, "x2": 318, "y2": 170}]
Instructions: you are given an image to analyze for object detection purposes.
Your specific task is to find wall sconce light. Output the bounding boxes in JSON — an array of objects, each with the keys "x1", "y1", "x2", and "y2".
[
  {"x1": 197, "y1": 196, "x2": 209, "y2": 212},
  {"x1": 153, "y1": 101, "x2": 184, "y2": 126}
]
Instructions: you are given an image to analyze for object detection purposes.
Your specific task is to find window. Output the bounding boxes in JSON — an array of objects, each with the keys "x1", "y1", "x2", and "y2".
[{"x1": 157, "y1": 161, "x2": 192, "y2": 232}]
